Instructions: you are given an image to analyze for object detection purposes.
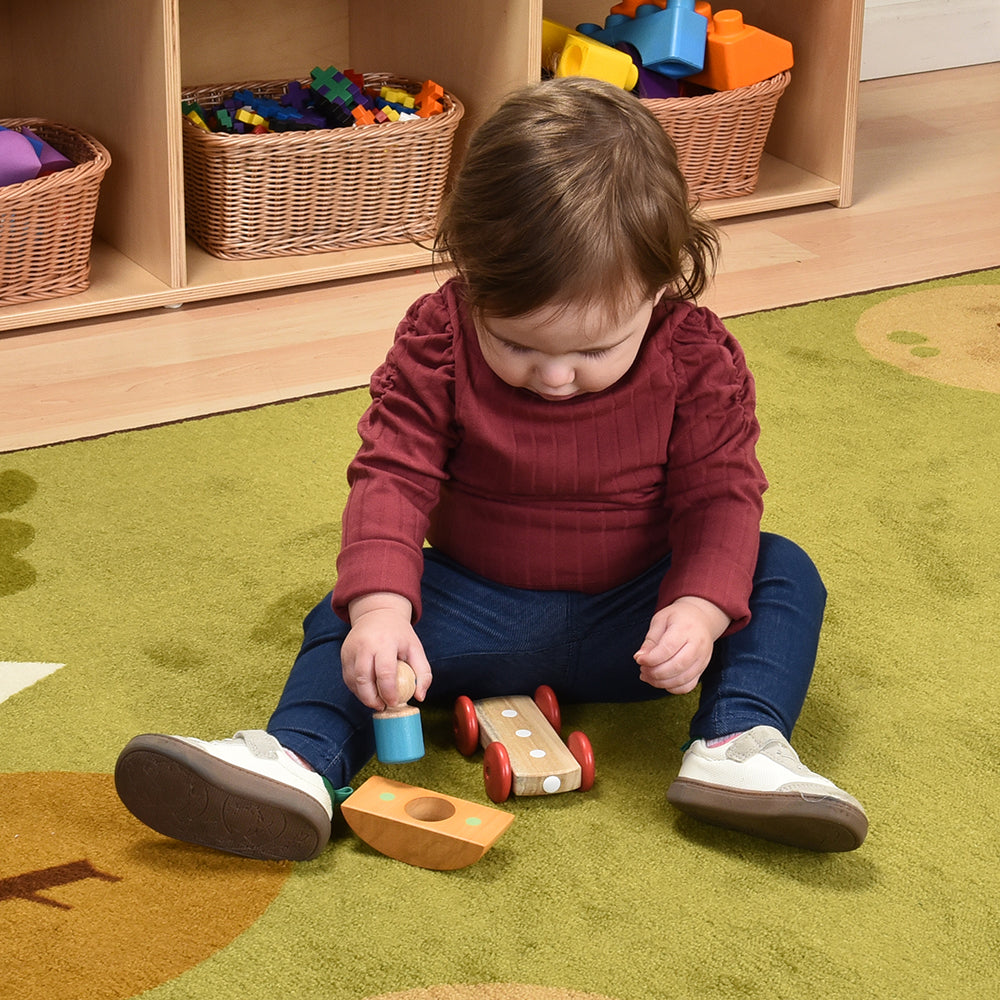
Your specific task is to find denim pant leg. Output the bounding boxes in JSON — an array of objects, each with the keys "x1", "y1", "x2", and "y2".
[
  {"x1": 415, "y1": 548, "x2": 671, "y2": 706},
  {"x1": 268, "y1": 533, "x2": 825, "y2": 786},
  {"x1": 266, "y1": 549, "x2": 668, "y2": 787},
  {"x1": 266, "y1": 597, "x2": 366, "y2": 789},
  {"x1": 688, "y1": 532, "x2": 827, "y2": 742},
  {"x1": 264, "y1": 551, "x2": 589, "y2": 788}
]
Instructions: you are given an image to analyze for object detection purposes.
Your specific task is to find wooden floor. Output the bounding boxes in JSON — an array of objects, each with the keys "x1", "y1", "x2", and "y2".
[{"x1": 2, "y1": 64, "x2": 998, "y2": 453}]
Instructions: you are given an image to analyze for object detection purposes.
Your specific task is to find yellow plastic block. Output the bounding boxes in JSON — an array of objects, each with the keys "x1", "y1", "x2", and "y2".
[{"x1": 544, "y1": 19, "x2": 640, "y2": 91}]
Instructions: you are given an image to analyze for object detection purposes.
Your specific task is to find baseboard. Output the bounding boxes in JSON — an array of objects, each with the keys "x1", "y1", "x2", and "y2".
[{"x1": 861, "y1": 0, "x2": 1000, "y2": 79}]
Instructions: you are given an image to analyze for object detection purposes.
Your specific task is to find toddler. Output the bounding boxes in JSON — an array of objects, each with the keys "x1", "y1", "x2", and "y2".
[{"x1": 116, "y1": 77, "x2": 867, "y2": 859}]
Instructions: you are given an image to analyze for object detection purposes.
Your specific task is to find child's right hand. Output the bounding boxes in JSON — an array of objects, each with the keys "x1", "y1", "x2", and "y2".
[{"x1": 342, "y1": 592, "x2": 433, "y2": 710}]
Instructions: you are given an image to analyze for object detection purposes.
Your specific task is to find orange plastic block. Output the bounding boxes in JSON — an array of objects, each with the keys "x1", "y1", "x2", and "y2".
[
  {"x1": 415, "y1": 79, "x2": 445, "y2": 117},
  {"x1": 609, "y1": 2, "x2": 710, "y2": 20},
  {"x1": 351, "y1": 106, "x2": 377, "y2": 126},
  {"x1": 686, "y1": 9, "x2": 793, "y2": 91}
]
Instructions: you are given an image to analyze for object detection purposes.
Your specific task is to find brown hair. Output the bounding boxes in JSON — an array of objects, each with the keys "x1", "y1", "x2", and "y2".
[{"x1": 435, "y1": 76, "x2": 719, "y2": 320}]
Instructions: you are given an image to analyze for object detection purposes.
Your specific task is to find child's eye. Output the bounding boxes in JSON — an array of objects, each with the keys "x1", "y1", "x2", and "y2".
[
  {"x1": 580, "y1": 347, "x2": 612, "y2": 359},
  {"x1": 501, "y1": 341, "x2": 532, "y2": 355}
]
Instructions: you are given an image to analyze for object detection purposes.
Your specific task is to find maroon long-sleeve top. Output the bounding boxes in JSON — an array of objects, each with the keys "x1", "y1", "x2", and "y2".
[{"x1": 333, "y1": 279, "x2": 767, "y2": 632}]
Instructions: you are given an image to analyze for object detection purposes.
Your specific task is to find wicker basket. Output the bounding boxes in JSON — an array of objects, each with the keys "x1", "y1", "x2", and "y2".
[
  {"x1": 0, "y1": 119, "x2": 111, "y2": 306},
  {"x1": 181, "y1": 74, "x2": 464, "y2": 259},
  {"x1": 643, "y1": 72, "x2": 790, "y2": 201}
]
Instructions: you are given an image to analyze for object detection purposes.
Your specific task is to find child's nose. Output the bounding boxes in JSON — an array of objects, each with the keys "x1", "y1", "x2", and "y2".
[{"x1": 537, "y1": 358, "x2": 575, "y2": 388}]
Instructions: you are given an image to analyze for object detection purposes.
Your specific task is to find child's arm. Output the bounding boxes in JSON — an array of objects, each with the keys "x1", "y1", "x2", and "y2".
[
  {"x1": 657, "y1": 308, "x2": 768, "y2": 632},
  {"x1": 341, "y1": 592, "x2": 433, "y2": 710},
  {"x1": 633, "y1": 596, "x2": 730, "y2": 694}
]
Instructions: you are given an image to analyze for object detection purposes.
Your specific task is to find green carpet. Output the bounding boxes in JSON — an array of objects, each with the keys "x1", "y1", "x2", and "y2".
[{"x1": 2, "y1": 271, "x2": 998, "y2": 1000}]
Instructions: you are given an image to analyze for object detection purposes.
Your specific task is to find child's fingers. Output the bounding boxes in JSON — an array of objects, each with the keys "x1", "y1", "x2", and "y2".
[
  {"x1": 407, "y1": 650, "x2": 433, "y2": 701},
  {"x1": 373, "y1": 651, "x2": 409, "y2": 708},
  {"x1": 350, "y1": 665, "x2": 385, "y2": 710}
]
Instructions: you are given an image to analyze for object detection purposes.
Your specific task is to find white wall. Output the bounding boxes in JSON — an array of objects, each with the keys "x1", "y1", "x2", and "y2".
[{"x1": 862, "y1": 0, "x2": 1000, "y2": 79}]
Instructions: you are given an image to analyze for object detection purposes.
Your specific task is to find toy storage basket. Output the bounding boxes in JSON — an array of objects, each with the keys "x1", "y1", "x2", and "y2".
[
  {"x1": 643, "y1": 71, "x2": 790, "y2": 201},
  {"x1": 181, "y1": 74, "x2": 464, "y2": 259},
  {"x1": 0, "y1": 119, "x2": 111, "y2": 306}
]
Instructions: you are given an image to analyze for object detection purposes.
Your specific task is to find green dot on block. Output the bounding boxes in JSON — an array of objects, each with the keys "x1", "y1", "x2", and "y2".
[{"x1": 379, "y1": 792, "x2": 396, "y2": 802}]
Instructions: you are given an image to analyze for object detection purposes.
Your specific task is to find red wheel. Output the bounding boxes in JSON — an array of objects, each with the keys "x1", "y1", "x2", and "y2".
[
  {"x1": 533, "y1": 685, "x2": 561, "y2": 733},
  {"x1": 567, "y1": 731, "x2": 595, "y2": 792},
  {"x1": 483, "y1": 741, "x2": 513, "y2": 803},
  {"x1": 453, "y1": 696, "x2": 479, "y2": 756}
]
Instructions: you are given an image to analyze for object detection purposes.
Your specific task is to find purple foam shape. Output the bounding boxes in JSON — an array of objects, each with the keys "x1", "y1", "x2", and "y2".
[{"x1": 0, "y1": 127, "x2": 42, "y2": 186}]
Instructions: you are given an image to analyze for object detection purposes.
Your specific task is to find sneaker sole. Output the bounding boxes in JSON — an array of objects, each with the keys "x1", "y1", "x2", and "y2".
[
  {"x1": 667, "y1": 778, "x2": 868, "y2": 852},
  {"x1": 115, "y1": 734, "x2": 331, "y2": 861}
]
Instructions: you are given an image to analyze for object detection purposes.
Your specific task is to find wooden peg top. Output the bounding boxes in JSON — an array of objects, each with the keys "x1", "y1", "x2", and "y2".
[{"x1": 379, "y1": 659, "x2": 416, "y2": 709}]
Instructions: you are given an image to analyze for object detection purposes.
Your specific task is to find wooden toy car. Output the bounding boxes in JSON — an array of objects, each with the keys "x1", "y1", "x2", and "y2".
[{"x1": 453, "y1": 685, "x2": 595, "y2": 803}]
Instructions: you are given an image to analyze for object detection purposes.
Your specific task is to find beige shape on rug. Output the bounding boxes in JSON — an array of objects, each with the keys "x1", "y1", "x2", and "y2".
[
  {"x1": 0, "y1": 772, "x2": 291, "y2": 1000},
  {"x1": 0, "y1": 661, "x2": 64, "y2": 703},
  {"x1": 366, "y1": 988, "x2": 617, "y2": 999},
  {"x1": 855, "y1": 284, "x2": 1000, "y2": 393}
]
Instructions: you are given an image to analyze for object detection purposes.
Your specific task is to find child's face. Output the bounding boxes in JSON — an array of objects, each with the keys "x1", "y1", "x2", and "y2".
[{"x1": 476, "y1": 296, "x2": 656, "y2": 401}]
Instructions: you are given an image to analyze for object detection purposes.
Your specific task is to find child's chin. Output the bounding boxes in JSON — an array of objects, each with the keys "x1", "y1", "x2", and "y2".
[{"x1": 531, "y1": 389, "x2": 581, "y2": 401}]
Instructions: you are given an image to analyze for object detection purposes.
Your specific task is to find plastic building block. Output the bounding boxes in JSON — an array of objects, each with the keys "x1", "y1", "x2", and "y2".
[
  {"x1": 633, "y1": 60, "x2": 682, "y2": 98},
  {"x1": 543, "y1": 19, "x2": 639, "y2": 91},
  {"x1": 577, "y1": 0, "x2": 708, "y2": 79},
  {"x1": 235, "y1": 107, "x2": 268, "y2": 130},
  {"x1": 611, "y1": 0, "x2": 665, "y2": 16},
  {"x1": 611, "y1": 0, "x2": 713, "y2": 18},
  {"x1": 281, "y1": 80, "x2": 311, "y2": 110},
  {"x1": 181, "y1": 69, "x2": 436, "y2": 137},
  {"x1": 182, "y1": 101, "x2": 211, "y2": 132},
  {"x1": 342, "y1": 68, "x2": 366, "y2": 91},
  {"x1": 415, "y1": 79, "x2": 445, "y2": 117},
  {"x1": 351, "y1": 105, "x2": 377, "y2": 126},
  {"x1": 310, "y1": 65, "x2": 356, "y2": 104},
  {"x1": 686, "y1": 9, "x2": 793, "y2": 91},
  {"x1": 381, "y1": 85, "x2": 415, "y2": 109},
  {"x1": 313, "y1": 96, "x2": 356, "y2": 128}
]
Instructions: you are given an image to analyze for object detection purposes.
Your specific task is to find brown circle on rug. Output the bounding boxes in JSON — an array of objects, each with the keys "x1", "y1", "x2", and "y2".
[
  {"x1": 0, "y1": 771, "x2": 291, "y2": 1000},
  {"x1": 855, "y1": 285, "x2": 1000, "y2": 393},
  {"x1": 365, "y1": 988, "x2": 616, "y2": 999}
]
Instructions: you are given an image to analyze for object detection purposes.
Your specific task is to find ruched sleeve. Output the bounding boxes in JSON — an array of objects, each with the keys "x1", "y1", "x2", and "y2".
[
  {"x1": 332, "y1": 288, "x2": 461, "y2": 621},
  {"x1": 655, "y1": 307, "x2": 768, "y2": 632}
]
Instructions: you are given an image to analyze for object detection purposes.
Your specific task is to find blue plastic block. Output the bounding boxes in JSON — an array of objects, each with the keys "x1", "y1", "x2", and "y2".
[{"x1": 578, "y1": 0, "x2": 707, "y2": 78}]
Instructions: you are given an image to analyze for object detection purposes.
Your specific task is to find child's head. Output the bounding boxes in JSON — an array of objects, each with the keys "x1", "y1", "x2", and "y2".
[{"x1": 436, "y1": 76, "x2": 719, "y2": 324}]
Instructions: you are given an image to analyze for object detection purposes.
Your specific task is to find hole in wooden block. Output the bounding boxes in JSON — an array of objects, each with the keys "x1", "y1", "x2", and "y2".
[{"x1": 404, "y1": 796, "x2": 457, "y2": 823}]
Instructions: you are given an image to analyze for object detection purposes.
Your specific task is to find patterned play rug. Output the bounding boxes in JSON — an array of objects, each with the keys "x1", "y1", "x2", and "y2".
[{"x1": 2, "y1": 270, "x2": 998, "y2": 1000}]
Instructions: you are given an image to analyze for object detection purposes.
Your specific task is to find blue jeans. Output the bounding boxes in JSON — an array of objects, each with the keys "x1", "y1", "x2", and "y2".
[{"x1": 268, "y1": 532, "x2": 826, "y2": 788}]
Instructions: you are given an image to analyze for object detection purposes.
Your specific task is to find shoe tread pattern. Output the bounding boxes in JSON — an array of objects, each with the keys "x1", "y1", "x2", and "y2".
[{"x1": 114, "y1": 736, "x2": 329, "y2": 861}]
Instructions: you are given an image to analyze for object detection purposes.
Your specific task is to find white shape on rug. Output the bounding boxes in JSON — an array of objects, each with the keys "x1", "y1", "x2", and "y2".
[{"x1": 0, "y1": 662, "x2": 64, "y2": 703}]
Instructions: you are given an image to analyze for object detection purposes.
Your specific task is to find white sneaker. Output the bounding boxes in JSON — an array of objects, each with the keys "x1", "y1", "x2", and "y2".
[
  {"x1": 667, "y1": 726, "x2": 868, "y2": 852},
  {"x1": 115, "y1": 730, "x2": 333, "y2": 861}
]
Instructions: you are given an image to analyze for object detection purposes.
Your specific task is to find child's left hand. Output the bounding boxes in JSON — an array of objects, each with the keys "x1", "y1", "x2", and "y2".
[{"x1": 634, "y1": 597, "x2": 730, "y2": 695}]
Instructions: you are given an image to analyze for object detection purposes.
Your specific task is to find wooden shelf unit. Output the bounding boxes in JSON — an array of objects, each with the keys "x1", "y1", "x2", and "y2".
[{"x1": 0, "y1": 0, "x2": 862, "y2": 334}]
